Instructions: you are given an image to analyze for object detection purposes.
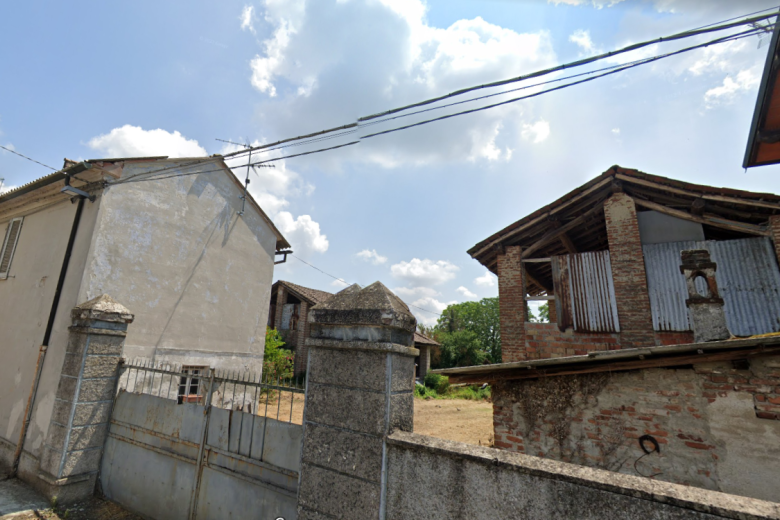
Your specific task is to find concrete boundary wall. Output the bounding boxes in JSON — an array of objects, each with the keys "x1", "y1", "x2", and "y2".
[
  {"x1": 100, "y1": 391, "x2": 301, "y2": 520},
  {"x1": 385, "y1": 431, "x2": 780, "y2": 520}
]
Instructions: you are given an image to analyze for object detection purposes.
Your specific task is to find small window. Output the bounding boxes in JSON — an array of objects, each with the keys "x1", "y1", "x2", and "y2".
[
  {"x1": 0, "y1": 217, "x2": 23, "y2": 279},
  {"x1": 178, "y1": 366, "x2": 206, "y2": 404}
]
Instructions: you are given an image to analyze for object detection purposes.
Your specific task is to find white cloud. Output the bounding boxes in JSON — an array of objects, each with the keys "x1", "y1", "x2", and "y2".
[
  {"x1": 704, "y1": 69, "x2": 760, "y2": 108},
  {"x1": 0, "y1": 183, "x2": 17, "y2": 194},
  {"x1": 393, "y1": 286, "x2": 440, "y2": 299},
  {"x1": 474, "y1": 271, "x2": 496, "y2": 287},
  {"x1": 569, "y1": 29, "x2": 596, "y2": 53},
  {"x1": 240, "y1": 5, "x2": 256, "y2": 34},
  {"x1": 87, "y1": 125, "x2": 207, "y2": 158},
  {"x1": 330, "y1": 278, "x2": 349, "y2": 288},
  {"x1": 548, "y1": 0, "x2": 625, "y2": 8},
  {"x1": 390, "y1": 258, "x2": 459, "y2": 286},
  {"x1": 356, "y1": 249, "x2": 388, "y2": 265},
  {"x1": 274, "y1": 212, "x2": 329, "y2": 256},
  {"x1": 457, "y1": 286, "x2": 477, "y2": 298},
  {"x1": 521, "y1": 120, "x2": 550, "y2": 144},
  {"x1": 218, "y1": 141, "x2": 327, "y2": 258},
  {"x1": 611, "y1": 128, "x2": 620, "y2": 135},
  {"x1": 251, "y1": 0, "x2": 558, "y2": 166},
  {"x1": 410, "y1": 296, "x2": 456, "y2": 326}
]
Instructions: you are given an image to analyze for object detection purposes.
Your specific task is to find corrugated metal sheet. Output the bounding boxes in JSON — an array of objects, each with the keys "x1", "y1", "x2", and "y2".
[
  {"x1": 644, "y1": 237, "x2": 780, "y2": 336},
  {"x1": 552, "y1": 251, "x2": 620, "y2": 332}
]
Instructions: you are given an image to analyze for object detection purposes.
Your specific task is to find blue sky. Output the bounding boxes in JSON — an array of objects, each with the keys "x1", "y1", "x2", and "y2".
[{"x1": 2, "y1": 0, "x2": 780, "y2": 324}]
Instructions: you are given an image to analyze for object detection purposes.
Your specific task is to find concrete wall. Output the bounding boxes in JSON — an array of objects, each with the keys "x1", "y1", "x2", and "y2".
[
  {"x1": 0, "y1": 196, "x2": 101, "y2": 465},
  {"x1": 492, "y1": 356, "x2": 780, "y2": 502},
  {"x1": 79, "y1": 161, "x2": 279, "y2": 372},
  {"x1": 101, "y1": 391, "x2": 300, "y2": 520},
  {"x1": 386, "y1": 431, "x2": 780, "y2": 520}
]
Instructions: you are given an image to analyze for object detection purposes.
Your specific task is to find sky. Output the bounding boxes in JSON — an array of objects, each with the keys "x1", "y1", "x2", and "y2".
[{"x1": 2, "y1": 0, "x2": 780, "y2": 325}]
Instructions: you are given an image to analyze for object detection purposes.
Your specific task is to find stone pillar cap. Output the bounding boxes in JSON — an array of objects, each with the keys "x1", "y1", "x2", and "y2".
[
  {"x1": 72, "y1": 294, "x2": 134, "y2": 323},
  {"x1": 310, "y1": 281, "x2": 416, "y2": 332}
]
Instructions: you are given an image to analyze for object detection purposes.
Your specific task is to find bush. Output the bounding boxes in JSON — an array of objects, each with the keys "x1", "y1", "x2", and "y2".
[
  {"x1": 263, "y1": 327, "x2": 293, "y2": 381},
  {"x1": 424, "y1": 373, "x2": 450, "y2": 394}
]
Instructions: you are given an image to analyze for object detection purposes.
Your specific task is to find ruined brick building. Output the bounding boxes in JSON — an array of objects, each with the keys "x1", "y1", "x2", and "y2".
[
  {"x1": 437, "y1": 167, "x2": 780, "y2": 502},
  {"x1": 269, "y1": 280, "x2": 439, "y2": 377}
]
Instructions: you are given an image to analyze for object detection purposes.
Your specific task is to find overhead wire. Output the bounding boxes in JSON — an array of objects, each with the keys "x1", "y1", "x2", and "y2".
[
  {"x1": 359, "y1": 26, "x2": 768, "y2": 140},
  {"x1": 358, "y1": 10, "x2": 779, "y2": 123},
  {"x1": 0, "y1": 144, "x2": 57, "y2": 170}
]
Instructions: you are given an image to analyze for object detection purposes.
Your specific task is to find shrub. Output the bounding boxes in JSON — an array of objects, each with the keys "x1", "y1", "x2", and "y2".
[
  {"x1": 263, "y1": 327, "x2": 293, "y2": 381},
  {"x1": 424, "y1": 373, "x2": 450, "y2": 394}
]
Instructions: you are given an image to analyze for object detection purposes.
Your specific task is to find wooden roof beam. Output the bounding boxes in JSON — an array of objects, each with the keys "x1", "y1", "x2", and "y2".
[{"x1": 632, "y1": 197, "x2": 770, "y2": 237}]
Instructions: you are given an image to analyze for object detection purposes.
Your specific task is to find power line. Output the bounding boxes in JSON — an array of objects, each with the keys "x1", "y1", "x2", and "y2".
[
  {"x1": 113, "y1": 141, "x2": 360, "y2": 185},
  {"x1": 358, "y1": 10, "x2": 778, "y2": 123},
  {"x1": 0, "y1": 144, "x2": 56, "y2": 170},
  {"x1": 360, "y1": 27, "x2": 766, "y2": 141}
]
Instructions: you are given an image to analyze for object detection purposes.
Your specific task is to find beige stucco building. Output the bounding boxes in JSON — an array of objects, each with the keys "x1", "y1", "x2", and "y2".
[{"x1": 0, "y1": 155, "x2": 288, "y2": 476}]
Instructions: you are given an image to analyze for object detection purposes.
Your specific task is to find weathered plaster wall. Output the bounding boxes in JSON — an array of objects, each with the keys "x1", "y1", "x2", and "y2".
[
  {"x1": 79, "y1": 161, "x2": 278, "y2": 372},
  {"x1": 386, "y1": 431, "x2": 780, "y2": 520},
  {"x1": 492, "y1": 356, "x2": 780, "y2": 502},
  {"x1": 0, "y1": 197, "x2": 101, "y2": 462}
]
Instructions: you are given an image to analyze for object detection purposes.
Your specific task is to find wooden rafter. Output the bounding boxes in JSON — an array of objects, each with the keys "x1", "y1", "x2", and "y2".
[{"x1": 631, "y1": 197, "x2": 770, "y2": 236}]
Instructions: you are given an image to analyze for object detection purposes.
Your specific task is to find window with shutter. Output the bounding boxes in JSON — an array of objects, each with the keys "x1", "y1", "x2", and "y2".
[{"x1": 0, "y1": 217, "x2": 23, "y2": 279}]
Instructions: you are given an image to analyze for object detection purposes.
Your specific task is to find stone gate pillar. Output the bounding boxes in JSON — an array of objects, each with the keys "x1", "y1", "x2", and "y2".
[
  {"x1": 297, "y1": 282, "x2": 417, "y2": 520},
  {"x1": 38, "y1": 294, "x2": 134, "y2": 502}
]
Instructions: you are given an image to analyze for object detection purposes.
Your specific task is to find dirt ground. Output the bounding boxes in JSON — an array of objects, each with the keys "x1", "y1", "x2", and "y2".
[
  {"x1": 256, "y1": 393, "x2": 493, "y2": 446},
  {"x1": 1, "y1": 495, "x2": 142, "y2": 520},
  {"x1": 414, "y1": 398, "x2": 494, "y2": 446}
]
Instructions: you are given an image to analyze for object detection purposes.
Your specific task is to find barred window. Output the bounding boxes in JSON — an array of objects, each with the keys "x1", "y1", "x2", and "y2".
[{"x1": 0, "y1": 217, "x2": 23, "y2": 279}]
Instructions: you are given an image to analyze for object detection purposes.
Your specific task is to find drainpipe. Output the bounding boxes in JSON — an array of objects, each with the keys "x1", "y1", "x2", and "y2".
[{"x1": 11, "y1": 184, "x2": 90, "y2": 477}]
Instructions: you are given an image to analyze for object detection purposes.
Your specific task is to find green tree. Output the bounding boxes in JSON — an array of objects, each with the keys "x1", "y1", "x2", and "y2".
[
  {"x1": 433, "y1": 298, "x2": 501, "y2": 365},
  {"x1": 438, "y1": 330, "x2": 487, "y2": 369}
]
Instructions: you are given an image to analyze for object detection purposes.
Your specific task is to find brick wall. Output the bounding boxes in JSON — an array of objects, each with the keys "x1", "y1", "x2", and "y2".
[
  {"x1": 524, "y1": 323, "x2": 619, "y2": 359},
  {"x1": 491, "y1": 355, "x2": 780, "y2": 501},
  {"x1": 524, "y1": 325, "x2": 693, "y2": 360},
  {"x1": 498, "y1": 246, "x2": 526, "y2": 363},
  {"x1": 604, "y1": 194, "x2": 655, "y2": 348}
]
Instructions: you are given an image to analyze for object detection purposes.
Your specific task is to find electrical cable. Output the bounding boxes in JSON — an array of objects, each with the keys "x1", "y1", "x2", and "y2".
[
  {"x1": 0, "y1": 144, "x2": 56, "y2": 170},
  {"x1": 358, "y1": 10, "x2": 778, "y2": 122},
  {"x1": 359, "y1": 27, "x2": 766, "y2": 141},
  {"x1": 113, "y1": 141, "x2": 360, "y2": 185}
]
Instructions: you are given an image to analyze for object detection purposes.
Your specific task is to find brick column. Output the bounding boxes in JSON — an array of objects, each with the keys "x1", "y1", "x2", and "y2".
[
  {"x1": 769, "y1": 216, "x2": 780, "y2": 268},
  {"x1": 498, "y1": 245, "x2": 526, "y2": 362},
  {"x1": 548, "y1": 292, "x2": 558, "y2": 324},
  {"x1": 38, "y1": 295, "x2": 134, "y2": 503},
  {"x1": 604, "y1": 193, "x2": 655, "y2": 348},
  {"x1": 294, "y1": 300, "x2": 309, "y2": 376},
  {"x1": 297, "y1": 282, "x2": 417, "y2": 520},
  {"x1": 274, "y1": 284, "x2": 287, "y2": 329}
]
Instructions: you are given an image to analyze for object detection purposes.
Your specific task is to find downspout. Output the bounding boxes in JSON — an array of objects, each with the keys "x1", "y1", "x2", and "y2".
[{"x1": 11, "y1": 188, "x2": 89, "y2": 477}]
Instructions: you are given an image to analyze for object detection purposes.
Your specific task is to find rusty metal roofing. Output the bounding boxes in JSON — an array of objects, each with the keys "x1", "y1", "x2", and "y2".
[
  {"x1": 744, "y1": 17, "x2": 780, "y2": 168},
  {"x1": 552, "y1": 250, "x2": 620, "y2": 333},
  {"x1": 644, "y1": 237, "x2": 780, "y2": 336}
]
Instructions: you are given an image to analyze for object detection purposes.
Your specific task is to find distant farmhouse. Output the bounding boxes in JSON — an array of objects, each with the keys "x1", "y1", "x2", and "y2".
[
  {"x1": 437, "y1": 167, "x2": 780, "y2": 502},
  {"x1": 0, "y1": 156, "x2": 288, "y2": 475},
  {"x1": 269, "y1": 279, "x2": 439, "y2": 378}
]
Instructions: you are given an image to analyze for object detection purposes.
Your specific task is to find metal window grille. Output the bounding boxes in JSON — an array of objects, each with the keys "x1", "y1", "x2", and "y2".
[{"x1": 0, "y1": 217, "x2": 23, "y2": 279}]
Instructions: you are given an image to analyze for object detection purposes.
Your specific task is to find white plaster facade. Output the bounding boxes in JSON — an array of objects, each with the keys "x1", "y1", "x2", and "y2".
[{"x1": 0, "y1": 157, "x2": 288, "y2": 471}]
